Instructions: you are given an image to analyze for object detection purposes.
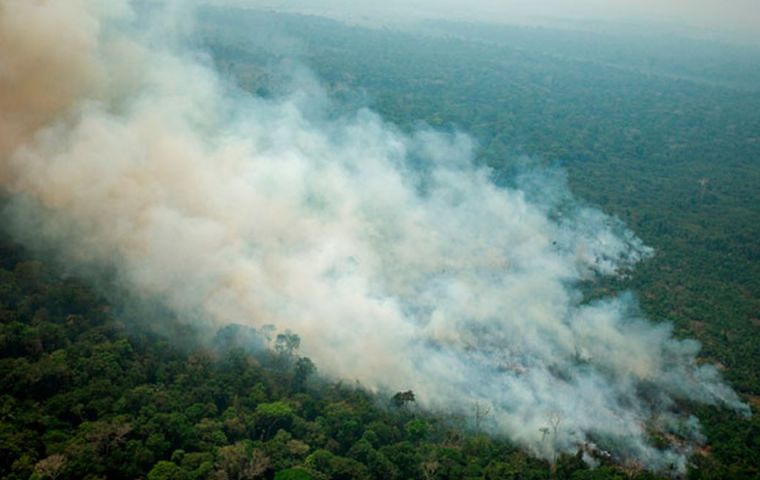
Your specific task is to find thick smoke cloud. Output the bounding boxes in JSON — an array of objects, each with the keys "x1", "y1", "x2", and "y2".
[{"x1": 0, "y1": 0, "x2": 749, "y2": 471}]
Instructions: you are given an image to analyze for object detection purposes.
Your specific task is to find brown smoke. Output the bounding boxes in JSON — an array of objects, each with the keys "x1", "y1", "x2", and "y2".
[
  {"x1": 0, "y1": 0, "x2": 105, "y2": 173},
  {"x1": 0, "y1": 1, "x2": 748, "y2": 471}
]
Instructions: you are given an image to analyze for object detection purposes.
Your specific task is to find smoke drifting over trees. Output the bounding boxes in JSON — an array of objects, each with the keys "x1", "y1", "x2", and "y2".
[{"x1": 0, "y1": 0, "x2": 749, "y2": 471}]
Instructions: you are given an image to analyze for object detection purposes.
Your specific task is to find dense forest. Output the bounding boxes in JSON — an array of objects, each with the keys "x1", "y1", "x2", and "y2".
[
  {"x1": 0, "y1": 231, "x2": 669, "y2": 479},
  {"x1": 200, "y1": 8, "x2": 760, "y2": 396},
  {"x1": 3, "y1": 6, "x2": 760, "y2": 480}
]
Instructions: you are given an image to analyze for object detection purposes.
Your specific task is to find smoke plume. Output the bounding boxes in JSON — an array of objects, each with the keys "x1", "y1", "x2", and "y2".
[{"x1": 0, "y1": 0, "x2": 748, "y2": 470}]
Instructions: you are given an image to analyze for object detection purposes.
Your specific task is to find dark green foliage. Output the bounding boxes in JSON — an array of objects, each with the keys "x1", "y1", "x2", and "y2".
[
  {"x1": 4, "y1": 9, "x2": 760, "y2": 480},
  {"x1": 391, "y1": 390, "x2": 415, "y2": 408},
  {"x1": 274, "y1": 468, "x2": 315, "y2": 480},
  {"x1": 147, "y1": 461, "x2": 188, "y2": 480},
  {"x1": 0, "y1": 232, "x2": 651, "y2": 479},
  {"x1": 199, "y1": 9, "x2": 760, "y2": 478}
]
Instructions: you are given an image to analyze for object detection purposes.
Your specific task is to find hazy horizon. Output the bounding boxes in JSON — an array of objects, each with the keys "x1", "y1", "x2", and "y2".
[
  {"x1": 202, "y1": 0, "x2": 760, "y2": 45},
  {"x1": 2, "y1": 0, "x2": 755, "y2": 472}
]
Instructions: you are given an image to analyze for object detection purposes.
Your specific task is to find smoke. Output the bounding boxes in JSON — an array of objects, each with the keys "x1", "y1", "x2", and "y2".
[{"x1": 0, "y1": 0, "x2": 749, "y2": 471}]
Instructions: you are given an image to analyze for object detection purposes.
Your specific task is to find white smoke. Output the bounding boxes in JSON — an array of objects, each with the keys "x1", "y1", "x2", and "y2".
[{"x1": 0, "y1": 0, "x2": 748, "y2": 471}]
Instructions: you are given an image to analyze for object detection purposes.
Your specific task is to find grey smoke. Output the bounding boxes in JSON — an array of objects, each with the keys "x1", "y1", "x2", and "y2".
[{"x1": 0, "y1": 0, "x2": 749, "y2": 471}]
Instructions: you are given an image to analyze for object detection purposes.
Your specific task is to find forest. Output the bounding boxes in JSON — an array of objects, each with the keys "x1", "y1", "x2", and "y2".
[
  {"x1": 2, "y1": 5, "x2": 760, "y2": 479},
  {"x1": 201, "y1": 5, "x2": 760, "y2": 399},
  {"x1": 0, "y1": 229, "x2": 674, "y2": 480}
]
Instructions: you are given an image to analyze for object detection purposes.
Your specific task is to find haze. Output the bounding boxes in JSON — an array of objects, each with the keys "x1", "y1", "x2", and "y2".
[
  {"x1": 1, "y1": 0, "x2": 757, "y2": 475},
  {"x1": 209, "y1": 0, "x2": 760, "y2": 43}
]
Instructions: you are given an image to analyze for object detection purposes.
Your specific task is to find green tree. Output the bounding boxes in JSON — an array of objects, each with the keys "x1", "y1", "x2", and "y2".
[{"x1": 147, "y1": 461, "x2": 189, "y2": 480}]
